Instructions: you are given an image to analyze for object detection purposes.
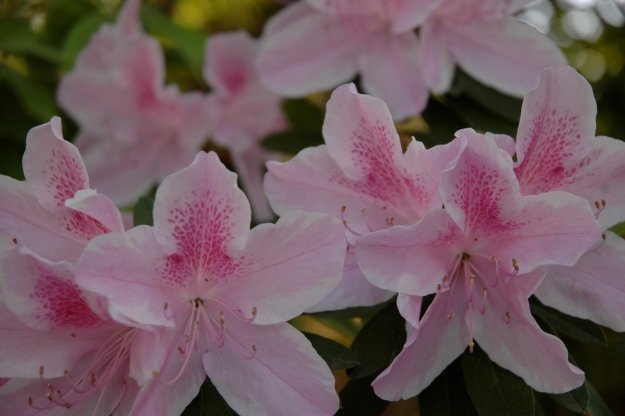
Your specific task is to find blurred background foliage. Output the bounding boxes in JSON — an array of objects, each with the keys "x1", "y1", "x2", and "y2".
[{"x1": 0, "y1": 0, "x2": 624, "y2": 415}]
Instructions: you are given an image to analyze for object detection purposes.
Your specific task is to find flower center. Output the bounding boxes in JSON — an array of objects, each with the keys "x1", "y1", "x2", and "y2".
[{"x1": 438, "y1": 253, "x2": 518, "y2": 352}]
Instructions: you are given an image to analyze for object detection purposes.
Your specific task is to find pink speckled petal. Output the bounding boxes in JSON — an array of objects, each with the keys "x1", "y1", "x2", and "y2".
[
  {"x1": 22, "y1": 117, "x2": 89, "y2": 212},
  {"x1": 218, "y1": 211, "x2": 345, "y2": 324},
  {"x1": 515, "y1": 66, "x2": 597, "y2": 195},
  {"x1": 0, "y1": 177, "x2": 86, "y2": 262},
  {"x1": 257, "y1": 3, "x2": 364, "y2": 96},
  {"x1": 419, "y1": 20, "x2": 455, "y2": 94},
  {"x1": 358, "y1": 32, "x2": 429, "y2": 120},
  {"x1": 449, "y1": 18, "x2": 565, "y2": 97},
  {"x1": 551, "y1": 136, "x2": 625, "y2": 229},
  {"x1": 75, "y1": 226, "x2": 176, "y2": 329},
  {"x1": 265, "y1": 146, "x2": 414, "y2": 230},
  {"x1": 473, "y1": 278, "x2": 584, "y2": 393},
  {"x1": 536, "y1": 232, "x2": 625, "y2": 331},
  {"x1": 153, "y1": 152, "x2": 251, "y2": 280},
  {"x1": 65, "y1": 189, "x2": 124, "y2": 233},
  {"x1": 356, "y1": 208, "x2": 462, "y2": 296},
  {"x1": 203, "y1": 317, "x2": 339, "y2": 416},
  {"x1": 204, "y1": 31, "x2": 257, "y2": 96},
  {"x1": 439, "y1": 130, "x2": 519, "y2": 235},
  {"x1": 324, "y1": 84, "x2": 402, "y2": 180},
  {"x1": 0, "y1": 248, "x2": 106, "y2": 331},
  {"x1": 306, "y1": 250, "x2": 394, "y2": 312},
  {"x1": 372, "y1": 284, "x2": 469, "y2": 400},
  {"x1": 479, "y1": 190, "x2": 602, "y2": 275},
  {"x1": 442, "y1": 133, "x2": 602, "y2": 274}
]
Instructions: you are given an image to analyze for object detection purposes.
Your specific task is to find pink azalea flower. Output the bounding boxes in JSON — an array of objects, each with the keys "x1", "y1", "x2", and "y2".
[
  {"x1": 356, "y1": 131, "x2": 602, "y2": 399},
  {"x1": 74, "y1": 151, "x2": 345, "y2": 415},
  {"x1": 57, "y1": 0, "x2": 212, "y2": 206},
  {"x1": 0, "y1": 117, "x2": 124, "y2": 263},
  {"x1": 0, "y1": 248, "x2": 141, "y2": 415},
  {"x1": 256, "y1": 0, "x2": 442, "y2": 120},
  {"x1": 420, "y1": 0, "x2": 565, "y2": 96},
  {"x1": 204, "y1": 31, "x2": 287, "y2": 221},
  {"x1": 265, "y1": 83, "x2": 458, "y2": 311},
  {"x1": 490, "y1": 65, "x2": 625, "y2": 331}
]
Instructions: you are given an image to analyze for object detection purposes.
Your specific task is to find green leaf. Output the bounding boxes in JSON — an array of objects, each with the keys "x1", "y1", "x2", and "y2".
[
  {"x1": 420, "y1": 360, "x2": 477, "y2": 416},
  {"x1": 461, "y1": 347, "x2": 535, "y2": 416},
  {"x1": 0, "y1": 17, "x2": 62, "y2": 62},
  {"x1": 142, "y1": 6, "x2": 206, "y2": 74},
  {"x1": 303, "y1": 332, "x2": 359, "y2": 370},
  {"x1": 337, "y1": 375, "x2": 389, "y2": 416},
  {"x1": 530, "y1": 301, "x2": 607, "y2": 346},
  {"x1": 133, "y1": 195, "x2": 154, "y2": 226},
  {"x1": 261, "y1": 130, "x2": 324, "y2": 154},
  {"x1": 61, "y1": 14, "x2": 109, "y2": 68},
  {"x1": 420, "y1": 98, "x2": 467, "y2": 147},
  {"x1": 587, "y1": 381, "x2": 614, "y2": 416},
  {"x1": 446, "y1": 95, "x2": 518, "y2": 137},
  {"x1": 609, "y1": 221, "x2": 625, "y2": 238},
  {"x1": 347, "y1": 300, "x2": 406, "y2": 379},
  {"x1": 282, "y1": 98, "x2": 325, "y2": 131},
  {"x1": 261, "y1": 99, "x2": 325, "y2": 153},
  {"x1": 550, "y1": 382, "x2": 590, "y2": 413},
  {"x1": 451, "y1": 70, "x2": 522, "y2": 122},
  {"x1": 182, "y1": 378, "x2": 237, "y2": 416},
  {"x1": 0, "y1": 64, "x2": 57, "y2": 122}
]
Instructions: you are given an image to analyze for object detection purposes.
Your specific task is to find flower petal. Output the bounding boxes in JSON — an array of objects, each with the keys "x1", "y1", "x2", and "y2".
[
  {"x1": 418, "y1": 20, "x2": 455, "y2": 93},
  {"x1": 372, "y1": 283, "x2": 468, "y2": 400},
  {"x1": 257, "y1": 3, "x2": 363, "y2": 96},
  {"x1": 218, "y1": 211, "x2": 345, "y2": 324},
  {"x1": 203, "y1": 318, "x2": 339, "y2": 416},
  {"x1": 203, "y1": 31, "x2": 257, "y2": 95},
  {"x1": 153, "y1": 152, "x2": 251, "y2": 279},
  {"x1": 306, "y1": 250, "x2": 394, "y2": 312},
  {"x1": 65, "y1": 189, "x2": 124, "y2": 233},
  {"x1": 230, "y1": 147, "x2": 275, "y2": 223},
  {"x1": 358, "y1": 32, "x2": 428, "y2": 120},
  {"x1": 449, "y1": 18, "x2": 565, "y2": 96},
  {"x1": 22, "y1": 117, "x2": 89, "y2": 212},
  {"x1": 356, "y1": 208, "x2": 462, "y2": 296},
  {"x1": 0, "y1": 177, "x2": 85, "y2": 262},
  {"x1": 75, "y1": 226, "x2": 176, "y2": 329},
  {"x1": 473, "y1": 278, "x2": 584, "y2": 393},
  {"x1": 536, "y1": 232, "x2": 625, "y2": 331},
  {"x1": 514, "y1": 66, "x2": 597, "y2": 195},
  {"x1": 390, "y1": 0, "x2": 444, "y2": 32}
]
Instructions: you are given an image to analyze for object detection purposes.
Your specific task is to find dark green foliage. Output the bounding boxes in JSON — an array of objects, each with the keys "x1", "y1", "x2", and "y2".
[
  {"x1": 304, "y1": 332, "x2": 359, "y2": 371},
  {"x1": 182, "y1": 378, "x2": 238, "y2": 416},
  {"x1": 337, "y1": 376, "x2": 389, "y2": 416},
  {"x1": 133, "y1": 195, "x2": 155, "y2": 226},
  {"x1": 347, "y1": 300, "x2": 406, "y2": 379},
  {"x1": 420, "y1": 359, "x2": 478, "y2": 416},
  {"x1": 531, "y1": 301, "x2": 607, "y2": 346}
]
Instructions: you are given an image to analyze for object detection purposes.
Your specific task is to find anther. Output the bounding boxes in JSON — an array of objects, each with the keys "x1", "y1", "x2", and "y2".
[
  {"x1": 64, "y1": 370, "x2": 70, "y2": 379},
  {"x1": 448, "y1": 312, "x2": 454, "y2": 320},
  {"x1": 39, "y1": 365, "x2": 44, "y2": 377},
  {"x1": 12, "y1": 237, "x2": 17, "y2": 244},
  {"x1": 361, "y1": 208, "x2": 367, "y2": 216},
  {"x1": 385, "y1": 217, "x2": 395, "y2": 226},
  {"x1": 468, "y1": 340, "x2": 475, "y2": 353},
  {"x1": 251, "y1": 307, "x2": 257, "y2": 320},
  {"x1": 219, "y1": 311, "x2": 225, "y2": 329},
  {"x1": 504, "y1": 311, "x2": 511, "y2": 323},
  {"x1": 512, "y1": 258, "x2": 519, "y2": 272}
]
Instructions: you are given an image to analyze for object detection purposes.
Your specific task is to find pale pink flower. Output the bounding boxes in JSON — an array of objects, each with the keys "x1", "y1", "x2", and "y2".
[
  {"x1": 0, "y1": 117, "x2": 123, "y2": 263},
  {"x1": 356, "y1": 131, "x2": 602, "y2": 399},
  {"x1": 75, "y1": 151, "x2": 345, "y2": 416},
  {"x1": 256, "y1": 0, "x2": 441, "y2": 120},
  {"x1": 57, "y1": 0, "x2": 212, "y2": 206},
  {"x1": 420, "y1": 0, "x2": 565, "y2": 96},
  {"x1": 265, "y1": 83, "x2": 459, "y2": 311},
  {"x1": 204, "y1": 31, "x2": 287, "y2": 221},
  {"x1": 490, "y1": 65, "x2": 625, "y2": 331},
  {"x1": 0, "y1": 248, "x2": 141, "y2": 415}
]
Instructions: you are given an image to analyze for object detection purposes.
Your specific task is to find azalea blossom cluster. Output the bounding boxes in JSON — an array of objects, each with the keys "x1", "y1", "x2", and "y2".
[{"x1": 1, "y1": 0, "x2": 625, "y2": 415}]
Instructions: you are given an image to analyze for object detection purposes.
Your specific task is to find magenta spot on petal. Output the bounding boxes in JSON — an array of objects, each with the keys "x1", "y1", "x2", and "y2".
[
  {"x1": 63, "y1": 211, "x2": 110, "y2": 240},
  {"x1": 159, "y1": 189, "x2": 241, "y2": 287},
  {"x1": 32, "y1": 272, "x2": 103, "y2": 328},
  {"x1": 45, "y1": 150, "x2": 87, "y2": 206}
]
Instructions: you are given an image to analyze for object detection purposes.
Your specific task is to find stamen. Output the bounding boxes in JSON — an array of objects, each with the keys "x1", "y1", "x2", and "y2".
[
  {"x1": 448, "y1": 312, "x2": 454, "y2": 320},
  {"x1": 512, "y1": 258, "x2": 519, "y2": 273},
  {"x1": 504, "y1": 311, "x2": 511, "y2": 324},
  {"x1": 385, "y1": 217, "x2": 395, "y2": 226}
]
